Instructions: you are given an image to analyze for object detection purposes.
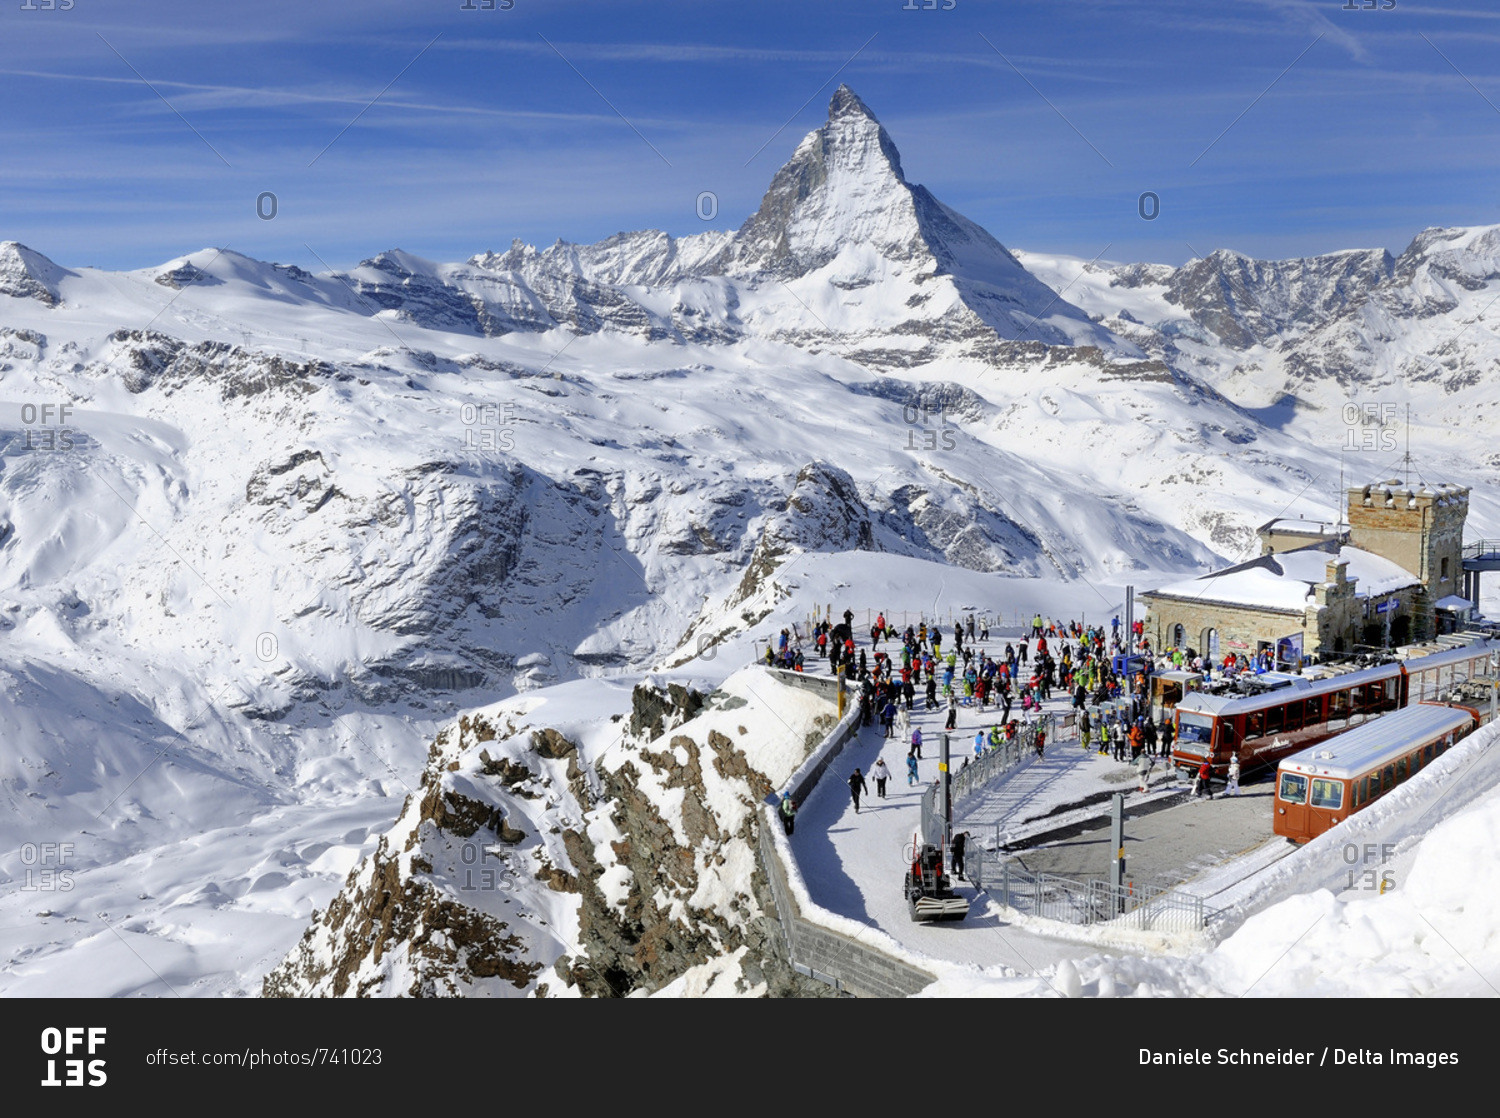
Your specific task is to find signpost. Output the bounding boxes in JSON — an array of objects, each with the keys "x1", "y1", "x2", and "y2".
[
  {"x1": 940, "y1": 733, "x2": 952, "y2": 855},
  {"x1": 1109, "y1": 793, "x2": 1125, "y2": 915}
]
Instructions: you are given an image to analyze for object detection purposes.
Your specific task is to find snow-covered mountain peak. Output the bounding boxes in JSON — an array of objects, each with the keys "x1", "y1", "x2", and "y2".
[
  {"x1": 827, "y1": 82, "x2": 878, "y2": 124},
  {"x1": 0, "y1": 241, "x2": 71, "y2": 305}
]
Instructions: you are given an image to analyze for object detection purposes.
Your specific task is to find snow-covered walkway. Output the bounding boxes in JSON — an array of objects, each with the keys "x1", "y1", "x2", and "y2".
[
  {"x1": 782, "y1": 624, "x2": 1272, "y2": 974},
  {"x1": 785, "y1": 630, "x2": 1162, "y2": 971}
]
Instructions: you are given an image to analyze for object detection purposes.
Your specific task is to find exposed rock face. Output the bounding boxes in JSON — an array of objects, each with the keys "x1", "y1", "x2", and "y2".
[
  {"x1": 0, "y1": 242, "x2": 69, "y2": 306},
  {"x1": 1163, "y1": 248, "x2": 1393, "y2": 350},
  {"x1": 551, "y1": 681, "x2": 830, "y2": 999},
  {"x1": 262, "y1": 721, "x2": 551, "y2": 998},
  {"x1": 730, "y1": 460, "x2": 876, "y2": 611},
  {"x1": 264, "y1": 677, "x2": 833, "y2": 998},
  {"x1": 102, "y1": 330, "x2": 331, "y2": 397}
]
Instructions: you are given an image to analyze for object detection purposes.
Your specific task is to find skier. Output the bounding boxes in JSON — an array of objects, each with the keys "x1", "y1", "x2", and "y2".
[
  {"x1": 895, "y1": 704, "x2": 911, "y2": 742},
  {"x1": 1225, "y1": 755, "x2": 1241, "y2": 797},
  {"x1": 945, "y1": 691, "x2": 958, "y2": 730},
  {"x1": 1078, "y1": 708, "x2": 1092, "y2": 752},
  {"x1": 911, "y1": 726, "x2": 923, "y2": 759},
  {"x1": 871, "y1": 758, "x2": 891, "y2": 799},
  {"x1": 779, "y1": 792, "x2": 797, "y2": 835},
  {"x1": 848, "y1": 768, "x2": 869, "y2": 813},
  {"x1": 906, "y1": 750, "x2": 920, "y2": 786}
]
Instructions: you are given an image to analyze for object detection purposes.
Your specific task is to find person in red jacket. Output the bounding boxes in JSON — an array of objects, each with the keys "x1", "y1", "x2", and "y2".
[{"x1": 1192, "y1": 759, "x2": 1214, "y2": 799}]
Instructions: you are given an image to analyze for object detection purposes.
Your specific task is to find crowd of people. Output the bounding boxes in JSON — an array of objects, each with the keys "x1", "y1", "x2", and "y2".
[{"x1": 770, "y1": 607, "x2": 1258, "y2": 840}]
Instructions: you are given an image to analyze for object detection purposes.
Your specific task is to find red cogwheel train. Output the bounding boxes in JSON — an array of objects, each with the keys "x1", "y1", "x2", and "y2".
[{"x1": 1170, "y1": 635, "x2": 1497, "y2": 786}]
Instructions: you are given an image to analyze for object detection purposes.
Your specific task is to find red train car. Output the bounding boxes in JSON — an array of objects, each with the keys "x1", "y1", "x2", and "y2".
[
  {"x1": 1273, "y1": 703, "x2": 1477, "y2": 843},
  {"x1": 1171, "y1": 637, "x2": 1499, "y2": 780}
]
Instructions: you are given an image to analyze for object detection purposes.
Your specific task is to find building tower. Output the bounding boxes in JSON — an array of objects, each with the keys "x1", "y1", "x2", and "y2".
[{"x1": 1346, "y1": 480, "x2": 1469, "y2": 641}]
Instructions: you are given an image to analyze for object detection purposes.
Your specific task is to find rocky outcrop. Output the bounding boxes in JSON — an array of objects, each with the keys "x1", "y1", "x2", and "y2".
[
  {"x1": 264, "y1": 675, "x2": 833, "y2": 998},
  {"x1": 551, "y1": 681, "x2": 829, "y2": 998},
  {"x1": 0, "y1": 242, "x2": 69, "y2": 306},
  {"x1": 1160, "y1": 247, "x2": 1393, "y2": 350}
]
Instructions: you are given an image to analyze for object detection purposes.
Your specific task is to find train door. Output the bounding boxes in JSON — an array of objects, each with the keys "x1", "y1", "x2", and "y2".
[{"x1": 1276, "y1": 769, "x2": 1310, "y2": 840}]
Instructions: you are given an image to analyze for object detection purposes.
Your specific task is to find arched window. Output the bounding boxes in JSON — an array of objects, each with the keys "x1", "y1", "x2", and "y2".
[
  {"x1": 1203, "y1": 628, "x2": 1219, "y2": 657},
  {"x1": 1171, "y1": 623, "x2": 1185, "y2": 648}
]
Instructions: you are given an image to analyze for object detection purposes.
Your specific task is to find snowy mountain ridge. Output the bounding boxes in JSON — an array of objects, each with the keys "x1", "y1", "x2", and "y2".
[{"x1": 2, "y1": 84, "x2": 1500, "y2": 996}]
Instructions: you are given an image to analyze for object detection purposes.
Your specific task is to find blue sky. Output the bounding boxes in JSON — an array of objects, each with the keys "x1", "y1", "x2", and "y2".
[{"x1": 3, "y1": 0, "x2": 1500, "y2": 271}]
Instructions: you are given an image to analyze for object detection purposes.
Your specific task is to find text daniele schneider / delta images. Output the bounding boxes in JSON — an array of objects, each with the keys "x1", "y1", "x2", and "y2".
[{"x1": 1140, "y1": 1048, "x2": 1459, "y2": 1068}]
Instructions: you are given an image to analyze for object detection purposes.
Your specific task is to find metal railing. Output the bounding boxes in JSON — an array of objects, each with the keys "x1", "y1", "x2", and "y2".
[
  {"x1": 961, "y1": 847, "x2": 1217, "y2": 933},
  {"x1": 920, "y1": 714, "x2": 1055, "y2": 847}
]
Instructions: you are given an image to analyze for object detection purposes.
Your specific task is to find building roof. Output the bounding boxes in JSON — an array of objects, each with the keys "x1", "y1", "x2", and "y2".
[
  {"x1": 1146, "y1": 542, "x2": 1421, "y2": 614},
  {"x1": 1256, "y1": 516, "x2": 1344, "y2": 538},
  {"x1": 1435, "y1": 595, "x2": 1477, "y2": 612}
]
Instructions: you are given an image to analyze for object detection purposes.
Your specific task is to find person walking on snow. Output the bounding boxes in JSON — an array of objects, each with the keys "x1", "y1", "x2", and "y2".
[
  {"x1": 911, "y1": 727, "x2": 924, "y2": 759},
  {"x1": 895, "y1": 704, "x2": 910, "y2": 741},
  {"x1": 872, "y1": 758, "x2": 891, "y2": 799},
  {"x1": 1225, "y1": 755, "x2": 1241, "y2": 796},
  {"x1": 779, "y1": 793, "x2": 797, "y2": 835},
  {"x1": 849, "y1": 768, "x2": 869, "y2": 813},
  {"x1": 945, "y1": 692, "x2": 958, "y2": 731},
  {"x1": 1135, "y1": 750, "x2": 1153, "y2": 793},
  {"x1": 1192, "y1": 759, "x2": 1214, "y2": 799},
  {"x1": 906, "y1": 750, "x2": 920, "y2": 785}
]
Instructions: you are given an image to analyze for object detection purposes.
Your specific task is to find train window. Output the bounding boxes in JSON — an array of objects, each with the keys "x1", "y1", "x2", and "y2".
[
  {"x1": 1330, "y1": 690, "x2": 1351, "y2": 722},
  {"x1": 1247, "y1": 712, "x2": 1265, "y2": 739},
  {"x1": 1278, "y1": 772, "x2": 1308, "y2": 804},
  {"x1": 1265, "y1": 706, "x2": 1284, "y2": 735},
  {"x1": 1381, "y1": 765, "x2": 1395, "y2": 793},
  {"x1": 1352, "y1": 780, "x2": 1362, "y2": 807},
  {"x1": 1310, "y1": 779, "x2": 1343, "y2": 810},
  {"x1": 1177, "y1": 712, "x2": 1213, "y2": 744},
  {"x1": 1396, "y1": 758, "x2": 1408, "y2": 783},
  {"x1": 1424, "y1": 744, "x2": 1434, "y2": 765},
  {"x1": 1384, "y1": 678, "x2": 1399, "y2": 706},
  {"x1": 1305, "y1": 698, "x2": 1322, "y2": 726}
]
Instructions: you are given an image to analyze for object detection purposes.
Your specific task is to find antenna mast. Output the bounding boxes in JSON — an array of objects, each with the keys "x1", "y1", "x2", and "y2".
[
  {"x1": 1338, "y1": 452, "x2": 1345, "y2": 540},
  {"x1": 1404, "y1": 404, "x2": 1412, "y2": 489}
]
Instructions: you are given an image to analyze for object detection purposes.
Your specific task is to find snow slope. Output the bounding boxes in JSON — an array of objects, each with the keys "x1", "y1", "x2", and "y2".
[{"x1": 1, "y1": 83, "x2": 1499, "y2": 996}]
